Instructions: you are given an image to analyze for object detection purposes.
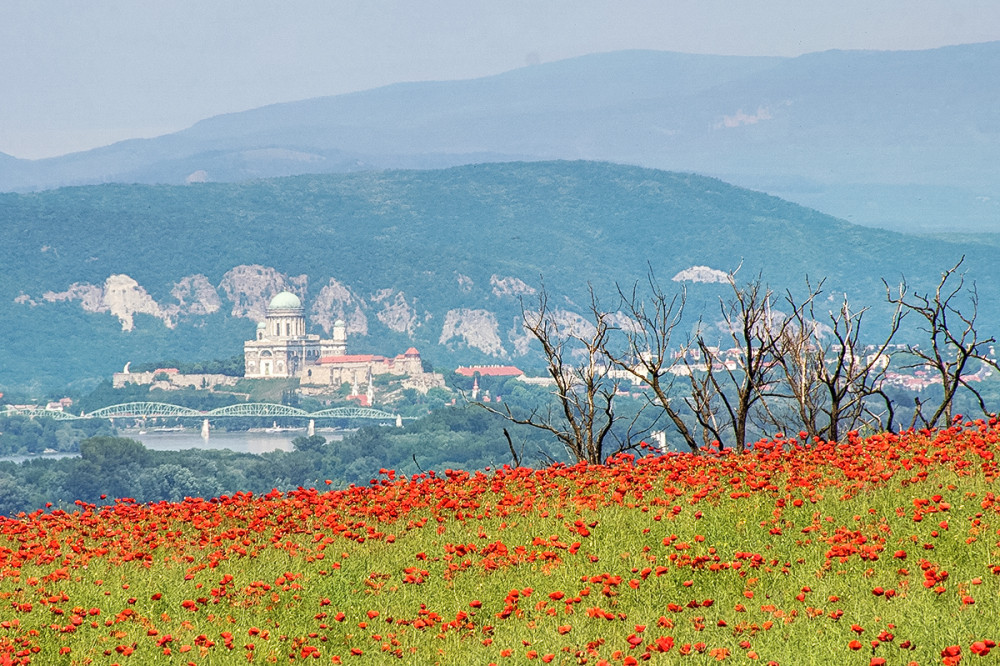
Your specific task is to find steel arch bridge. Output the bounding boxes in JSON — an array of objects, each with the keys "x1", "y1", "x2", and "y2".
[
  {"x1": 89, "y1": 402, "x2": 204, "y2": 419},
  {"x1": 206, "y1": 403, "x2": 310, "y2": 418},
  {"x1": 3, "y1": 402, "x2": 406, "y2": 422},
  {"x1": 2, "y1": 406, "x2": 81, "y2": 421}
]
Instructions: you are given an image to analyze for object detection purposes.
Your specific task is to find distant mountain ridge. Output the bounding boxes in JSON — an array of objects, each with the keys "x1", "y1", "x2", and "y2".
[
  {"x1": 2, "y1": 44, "x2": 998, "y2": 232},
  {"x1": 0, "y1": 161, "x2": 993, "y2": 391}
]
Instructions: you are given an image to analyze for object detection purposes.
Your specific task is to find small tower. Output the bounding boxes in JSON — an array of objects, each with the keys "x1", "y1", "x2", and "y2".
[{"x1": 331, "y1": 319, "x2": 347, "y2": 355}]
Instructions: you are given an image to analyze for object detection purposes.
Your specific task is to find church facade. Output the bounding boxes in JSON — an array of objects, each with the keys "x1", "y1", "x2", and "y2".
[{"x1": 243, "y1": 291, "x2": 423, "y2": 387}]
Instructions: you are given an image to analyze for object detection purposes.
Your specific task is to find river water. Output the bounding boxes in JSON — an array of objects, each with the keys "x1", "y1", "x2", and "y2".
[
  {"x1": 0, "y1": 429, "x2": 347, "y2": 463},
  {"x1": 129, "y1": 429, "x2": 297, "y2": 454},
  {"x1": 127, "y1": 428, "x2": 346, "y2": 453}
]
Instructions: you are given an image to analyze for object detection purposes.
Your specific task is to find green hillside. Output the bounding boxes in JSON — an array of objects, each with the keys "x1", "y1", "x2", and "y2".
[{"x1": 0, "y1": 161, "x2": 992, "y2": 392}]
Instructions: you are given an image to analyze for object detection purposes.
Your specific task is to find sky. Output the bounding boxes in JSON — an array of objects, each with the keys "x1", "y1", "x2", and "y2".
[{"x1": 2, "y1": 0, "x2": 1000, "y2": 159}]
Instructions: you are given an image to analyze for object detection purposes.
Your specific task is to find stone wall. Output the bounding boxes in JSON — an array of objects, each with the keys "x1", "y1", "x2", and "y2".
[{"x1": 112, "y1": 372, "x2": 239, "y2": 390}]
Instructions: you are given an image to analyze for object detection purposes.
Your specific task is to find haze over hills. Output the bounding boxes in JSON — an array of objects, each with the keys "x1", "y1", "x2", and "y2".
[
  {"x1": 0, "y1": 161, "x2": 991, "y2": 392},
  {"x1": 2, "y1": 44, "x2": 998, "y2": 233}
]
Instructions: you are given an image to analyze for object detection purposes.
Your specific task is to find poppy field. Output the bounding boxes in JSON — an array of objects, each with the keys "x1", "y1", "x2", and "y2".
[{"x1": 2, "y1": 419, "x2": 1000, "y2": 665}]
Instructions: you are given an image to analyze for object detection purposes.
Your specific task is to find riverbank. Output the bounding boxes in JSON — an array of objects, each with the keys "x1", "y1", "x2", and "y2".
[{"x1": 0, "y1": 429, "x2": 347, "y2": 462}]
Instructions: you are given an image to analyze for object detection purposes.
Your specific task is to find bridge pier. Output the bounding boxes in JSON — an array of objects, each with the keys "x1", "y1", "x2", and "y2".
[{"x1": 201, "y1": 419, "x2": 210, "y2": 439}]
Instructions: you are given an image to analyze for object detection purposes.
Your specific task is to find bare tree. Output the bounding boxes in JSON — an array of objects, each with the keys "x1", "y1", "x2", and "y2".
[
  {"x1": 886, "y1": 258, "x2": 999, "y2": 429},
  {"x1": 683, "y1": 274, "x2": 792, "y2": 453},
  {"x1": 479, "y1": 258, "x2": 992, "y2": 460},
  {"x1": 477, "y1": 285, "x2": 627, "y2": 464},
  {"x1": 770, "y1": 285, "x2": 902, "y2": 442},
  {"x1": 607, "y1": 273, "x2": 702, "y2": 452}
]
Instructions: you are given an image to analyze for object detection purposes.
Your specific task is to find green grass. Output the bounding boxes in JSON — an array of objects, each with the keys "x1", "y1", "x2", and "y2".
[{"x1": 1, "y1": 425, "x2": 999, "y2": 664}]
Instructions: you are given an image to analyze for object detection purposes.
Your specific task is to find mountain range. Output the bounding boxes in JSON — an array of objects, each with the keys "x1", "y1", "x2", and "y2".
[
  {"x1": 2, "y1": 44, "x2": 998, "y2": 233},
  {"x1": 1, "y1": 161, "x2": 992, "y2": 393}
]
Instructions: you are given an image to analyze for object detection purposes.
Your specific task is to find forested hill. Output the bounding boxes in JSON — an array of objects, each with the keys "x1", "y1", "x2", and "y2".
[{"x1": 0, "y1": 161, "x2": 992, "y2": 392}]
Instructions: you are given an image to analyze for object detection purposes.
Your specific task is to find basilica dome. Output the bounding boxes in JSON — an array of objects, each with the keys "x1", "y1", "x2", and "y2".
[{"x1": 268, "y1": 291, "x2": 302, "y2": 310}]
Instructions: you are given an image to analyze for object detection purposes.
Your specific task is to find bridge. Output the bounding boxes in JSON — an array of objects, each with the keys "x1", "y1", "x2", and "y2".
[{"x1": 3, "y1": 402, "x2": 408, "y2": 423}]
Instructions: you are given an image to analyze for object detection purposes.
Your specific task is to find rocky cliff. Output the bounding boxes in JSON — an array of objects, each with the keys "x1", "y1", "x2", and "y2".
[{"x1": 17, "y1": 265, "x2": 541, "y2": 362}]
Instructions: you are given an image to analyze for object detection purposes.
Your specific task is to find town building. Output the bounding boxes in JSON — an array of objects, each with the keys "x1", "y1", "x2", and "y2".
[
  {"x1": 244, "y1": 291, "x2": 432, "y2": 392},
  {"x1": 455, "y1": 365, "x2": 524, "y2": 378},
  {"x1": 244, "y1": 291, "x2": 346, "y2": 378}
]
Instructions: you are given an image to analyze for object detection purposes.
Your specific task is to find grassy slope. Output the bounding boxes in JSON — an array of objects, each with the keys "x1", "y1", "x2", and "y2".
[{"x1": 1, "y1": 422, "x2": 998, "y2": 664}]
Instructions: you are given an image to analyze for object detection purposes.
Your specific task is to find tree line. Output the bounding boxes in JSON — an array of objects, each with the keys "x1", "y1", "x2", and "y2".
[
  {"x1": 0, "y1": 405, "x2": 564, "y2": 516},
  {"x1": 128, "y1": 355, "x2": 246, "y2": 377},
  {"x1": 480, "y1": 259, "x2": 998, "y2": 464}
]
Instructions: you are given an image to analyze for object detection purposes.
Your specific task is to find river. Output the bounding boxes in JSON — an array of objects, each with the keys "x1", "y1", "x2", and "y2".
[
  {"x1": 127, "y1": 428, "x2": 346, "y2": 453},
  {"x1": 0, "y1": 428, "x2": 347, "y2": 462}
]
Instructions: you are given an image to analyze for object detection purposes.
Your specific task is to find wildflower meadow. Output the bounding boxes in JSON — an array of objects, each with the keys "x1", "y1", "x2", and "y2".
[{"x1": 3, "y1": 418, "x2": 1000, "y2": 665}]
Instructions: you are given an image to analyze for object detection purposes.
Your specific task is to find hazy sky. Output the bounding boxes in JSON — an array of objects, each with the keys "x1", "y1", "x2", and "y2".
[{"x1": 3, "y1": 0, "x2": 999, "y2": 159}]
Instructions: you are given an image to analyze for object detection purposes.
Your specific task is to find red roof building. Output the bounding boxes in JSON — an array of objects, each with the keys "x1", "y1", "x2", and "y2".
[
  {"x1": 306, "y1": 349, "x2": 424, "y2": 387},
  {"x1": 318, "y1": 354, "x2": 385, "y2": 365},
  {"x1": 455, "y1": 365, "x2": 524, "y2": 377}
]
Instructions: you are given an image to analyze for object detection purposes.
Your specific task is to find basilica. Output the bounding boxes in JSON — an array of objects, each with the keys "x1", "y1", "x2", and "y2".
[{"x1": 243, "y1": 291, "x2": 424, "y2": 389}]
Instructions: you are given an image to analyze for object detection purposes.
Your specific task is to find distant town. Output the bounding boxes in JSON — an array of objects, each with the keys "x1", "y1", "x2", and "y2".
[{"x1": 4, "y1": 290, "x2": 993, "y2": 417}]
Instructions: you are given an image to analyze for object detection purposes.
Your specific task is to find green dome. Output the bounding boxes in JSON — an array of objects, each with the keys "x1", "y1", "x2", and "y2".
[{"x1": 268, "y1": 291, "x2": 302, "y2": 310}]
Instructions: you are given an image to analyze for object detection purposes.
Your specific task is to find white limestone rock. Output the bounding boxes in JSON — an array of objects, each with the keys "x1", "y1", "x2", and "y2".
[
  {"x1": 218, "y1": 265, "x2": 308, "y2": 320},
  {"x1": 372, "y1": 289, "x2": 418, "y2": 336},
  {"x1": 311, "y1": 278, "x2": 369, "y2": 335},
  {"x1": 490, "y1": 275, "x2": 537, "y2": 299},
  {"x1": 439, "y1": 308, "x2": 505, "y2": 357},
  {"x1": 671, "y1": 266, "x2": 732, "y2": 284},
  {"x1": 163, "y1": 274, "x2": 221, "y2": 323},
  {"x1": 44, "y1": 275, "x2": 163, "y2": 331}
]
